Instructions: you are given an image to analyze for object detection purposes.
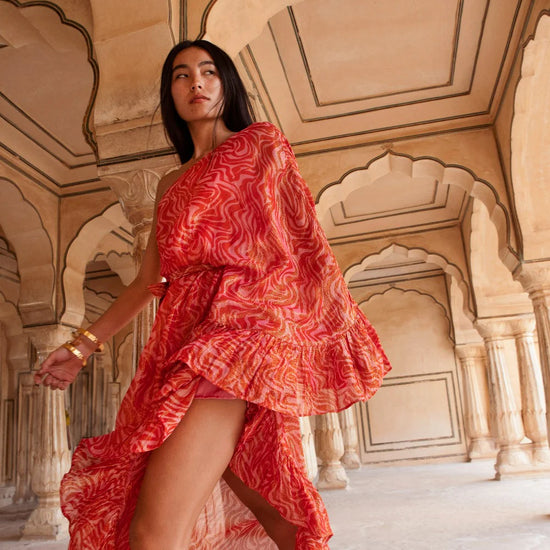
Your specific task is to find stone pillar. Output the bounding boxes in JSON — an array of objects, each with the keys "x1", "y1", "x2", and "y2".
[
  {"x1": 103, "y1": 169, "x2": 164, "y2": 367},
  {"x1": 315, "y1": 412, "x2": 348, "y2": 490},
  {"x1": 299, "y1": 416, "x2": 318, "y2": 481},
  {"x1": 338, "y1": 404, "x2": 361, "y2": 469},
  {"x1": 92, "y1": 350, "x2": 106, "y2": 436},
  {"x1": 455, "y1": 344, "x2": 496, "y2": 459},
  {"x1": 514, "y1": 262, "x2": 550, "y2": 440},
  {"x1": 105, "y1": 382, "x2": 121, "y2": 433},
  {"x1": 13, "y1": 372, "x2": 35, "y2": 506},
  {"x1": 475, "y1": 319, "x2": 530, "y2": 479},
  {"x1": 510, "y1": 316, "x2": 550, "y2": 467},
  {"x1": 21, "y1": 326, "x2": 71, "y2": 540}
]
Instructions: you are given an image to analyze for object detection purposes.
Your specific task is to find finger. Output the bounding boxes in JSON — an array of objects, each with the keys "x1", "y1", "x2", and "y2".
[
  {"x1": 39, "y1": 354, "x2": 55, "y2": 371},
  {"x1": 34, "y1": 371, "x2": 47, "y2": 385},
  {"x1": 47, "y1": 379, "x2": 62, "y2": 391}
]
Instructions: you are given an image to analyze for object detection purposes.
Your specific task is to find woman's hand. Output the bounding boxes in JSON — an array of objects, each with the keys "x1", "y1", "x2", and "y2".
[{"x1": 34, "y1": 346, "x2": 85, "y2": 391}]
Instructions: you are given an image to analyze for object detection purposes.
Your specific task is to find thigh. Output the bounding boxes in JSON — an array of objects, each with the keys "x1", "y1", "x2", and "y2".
[{"x1": 131, "y1": 398, "x2": 246, "y2": 547}]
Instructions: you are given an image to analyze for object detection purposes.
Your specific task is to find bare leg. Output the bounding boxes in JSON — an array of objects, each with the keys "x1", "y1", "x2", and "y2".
[
  {"x1": 222, "y1": 468, "x2": 298, "y2": 550},
  {"x1": 129, "y1": 398, "x2": 246, "y2": 550}
]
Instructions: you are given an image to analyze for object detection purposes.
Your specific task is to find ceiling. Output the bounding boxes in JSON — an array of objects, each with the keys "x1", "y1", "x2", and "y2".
[
  {"x1": 0, "y1": 1, "x2": 96, "y2": 186},
  {"x1": 0, "y1": 0, "x2": 535, "y2": 294},
  {"x1": 240, "y1": 0, "x2": 531, "y2": 153}
]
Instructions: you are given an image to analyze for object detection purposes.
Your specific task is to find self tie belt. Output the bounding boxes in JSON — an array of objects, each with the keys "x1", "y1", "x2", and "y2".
[
  {"x1": 147, "y1": 264, "x2": 222, "y2": 299},
  {"x1": 147, "y1": 281, "x2": 169, "y2": 299}
]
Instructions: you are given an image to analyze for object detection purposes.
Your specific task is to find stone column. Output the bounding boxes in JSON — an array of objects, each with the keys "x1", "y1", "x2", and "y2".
[
  {"x1": 510, "y1": 316, "x2": 550, "y2": 467},
  {"x1": 3, "y1": 333, "x2": 31, "y2": 507},
  {"x1": 338, "y1": 404, "x2": 361, "y2": 469},
  {"x1": 13, "y1": 372, "x2": 35, "y2": 506},
  {"x1": 315, "y1": 412, "x2": 348, "y2": 489},
  {"x1": 475, "y1": 319, "x2": 530, "y2": 479},
  {"x1": 103, "y1": 169, "x2": 163, "y2": 367},
  {"x1": 21, "y1": 326, "x2": 71, "y2": 540},
  {"x1": 299, "y1": 416, "x2": 318, "y2": 481},
  {"x1": 105, "y1": 382, "x2": 121, "y2": 433},
  {"x1": 514, "y1": 262, "x2": 550, "y2": 439},
  {"x1": 455, "y1": 344, "x2": 496, "y2": 459},
  {"x1": 92, "y1": 350, "x2": 106, "y2": 436}
]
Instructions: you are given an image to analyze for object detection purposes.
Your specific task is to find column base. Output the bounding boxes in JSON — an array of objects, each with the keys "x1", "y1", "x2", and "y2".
[
  {"x1": 468, "y1": 438, "x2": 498, "y2": 460},
  {"x1": 341, "y1": 451, "x2": 361, "y2": 469},
  {"x1": 531, "y1": 444, "x2": 550, "y2": 466},
  {"x1": 317, "y1": 463, "x2": 349, "y2": 490},
  {"x1": 21, "y1": 499, "x2": 68, "y2": 540},
  {"x1": 0, "y1": 485, "x2": 15, "y2": 508},
  {"x1": 494, "y1": 445, "x2": 541, "y2": 479}
]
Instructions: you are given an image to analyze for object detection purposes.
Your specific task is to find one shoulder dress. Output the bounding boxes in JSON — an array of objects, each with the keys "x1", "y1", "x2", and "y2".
[{"x1": 60, "y1": 121, "x2": 391, "y2": 549}]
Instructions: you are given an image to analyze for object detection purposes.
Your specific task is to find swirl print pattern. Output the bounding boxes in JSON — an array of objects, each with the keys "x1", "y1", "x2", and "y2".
[{"x1": 60, "y1": 122, "x2": 391, "y2": 548}]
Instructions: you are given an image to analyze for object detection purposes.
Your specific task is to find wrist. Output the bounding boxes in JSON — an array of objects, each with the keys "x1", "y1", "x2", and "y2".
[
  {"x1": 61, "y1": 341, "x2": 88, "y2": 366},
  {"x1": 70, "y1": 336, "x2": 96, "y2": 360},
  {"x1": 63, "y1": 327, "x2": 104, "y2": 366}
]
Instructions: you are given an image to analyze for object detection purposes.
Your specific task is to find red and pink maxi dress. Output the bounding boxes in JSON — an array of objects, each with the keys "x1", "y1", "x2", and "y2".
[{"x1": 60, "y1": 122, "x2": 391, "y2": 549}]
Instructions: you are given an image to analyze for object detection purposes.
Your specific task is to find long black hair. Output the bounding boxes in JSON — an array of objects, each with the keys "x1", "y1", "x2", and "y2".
[{"x1": 160, "y1": 40, "x2": 255, "y2": 163}]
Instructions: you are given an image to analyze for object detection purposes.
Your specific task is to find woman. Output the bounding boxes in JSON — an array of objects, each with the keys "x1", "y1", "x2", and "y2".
[{"x1": 35, "y1": 40, "x2": 391, "y2": 549}]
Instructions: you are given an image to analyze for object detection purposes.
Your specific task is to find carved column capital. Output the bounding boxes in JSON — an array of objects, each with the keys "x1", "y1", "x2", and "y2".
[
  {"x1": 474, "y1": 318, "x2": 512, "y2": 341},
  {"x1": 508, "y1": 314, "x2": 536, "y2": 336},
  {"x1": 514, "y1": 261, "x2": 550, "y2": 296},
  {"x1": 24, "y1": 325, "x2": 72, "y2": 361},
  {"x1": 101, "y1": 168, "x2": 160, "y2": 234},
  {"x1": 455, "y1": 343, "x2": 486, "y2": 362}
]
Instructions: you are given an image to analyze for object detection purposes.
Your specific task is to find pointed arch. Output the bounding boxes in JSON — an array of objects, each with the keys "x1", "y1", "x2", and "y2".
[
  {"x1": 201, "y1": 0, "x2": 304, "y2": 56},
  {"x1": 361, "y1": 287, "x2": 454, "y2": 341},
  {"x1": 343, "y1": 243, "x2": 474, "y2": 321},
  {"x1": 61, "y1": 203, "x2": 131, "y2": 327},
  {"x1": 316, "y1": 152, "x2": 518, "y2": 271},
  {"x1": 6, "y1": 0, "x2": 99, "y2": 153},
  {"x1": 511, "y1": 13, "x2": 550, "y2": 261},
  {"x1": 0, "y1": 178, "x2": 55, "y2": 326}
]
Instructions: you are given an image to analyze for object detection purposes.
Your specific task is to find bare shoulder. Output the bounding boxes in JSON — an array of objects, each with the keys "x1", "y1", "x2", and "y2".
[{"x1": 156, "y1": 162, "x2": 192, "y2": 202}]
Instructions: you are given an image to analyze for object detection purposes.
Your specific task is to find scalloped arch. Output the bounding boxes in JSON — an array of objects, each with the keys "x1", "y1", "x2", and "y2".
[
  {"x1": 61, "y1": 203, "x2": 131, "y2": 327},
  {"x1": 0, "y1": 178, "x2": 55, "y2": 325},
  {"x1": 202, "y1": 0, "x2": 304, "y2": 56},
  {"x1": 344, "y1": 243, "x2": 474, "y2": 321},
  {"x1": 8, "y1": 0, "x2": 99, "y2": 153},
  {"x1": 360, "y1": 286, "x2": 454, "y2": 340},
  {"x1": 316, "y1": 152, "x2": 518, "y2": 271},
  {"x1": 0, "y1": 291, "x2": 23, "y2": 337},
  {"x1": 511, "y1": 13, "x2": 550, "y2": 260}
]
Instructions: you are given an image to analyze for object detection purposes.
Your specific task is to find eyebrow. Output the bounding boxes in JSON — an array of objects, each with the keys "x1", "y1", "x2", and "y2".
[{"x1": 172, "y1": 60, "x2": 215, "y2": 72}]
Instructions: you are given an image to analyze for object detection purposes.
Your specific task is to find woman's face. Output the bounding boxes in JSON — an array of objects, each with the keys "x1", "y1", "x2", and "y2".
[{"x1": 170, "y1": 47, "x2": 224, "y2": 123}]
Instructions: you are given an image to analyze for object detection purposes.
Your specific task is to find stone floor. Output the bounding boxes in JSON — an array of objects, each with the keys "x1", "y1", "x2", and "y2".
[{"x1": 1, "y1": 460, "x2": 549, "y2": 549}]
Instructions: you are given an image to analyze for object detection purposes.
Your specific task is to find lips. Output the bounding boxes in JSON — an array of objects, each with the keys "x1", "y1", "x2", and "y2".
[{"x1": 191, "y1": 95, "x2": 209, "y2": 103}]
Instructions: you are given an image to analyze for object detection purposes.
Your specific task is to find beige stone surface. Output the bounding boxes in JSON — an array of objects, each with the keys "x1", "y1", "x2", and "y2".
[
  {"x1": 2, "y1": 461, "x2": 550, "y2": 549},
  {"x1": 2, "y1": 0, "x2": 550, "y2": 540}
]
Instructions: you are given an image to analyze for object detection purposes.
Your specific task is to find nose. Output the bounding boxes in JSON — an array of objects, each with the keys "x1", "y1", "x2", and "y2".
[{"x1": 190, "y1": 78, "x2": 203, "y2": 91}]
